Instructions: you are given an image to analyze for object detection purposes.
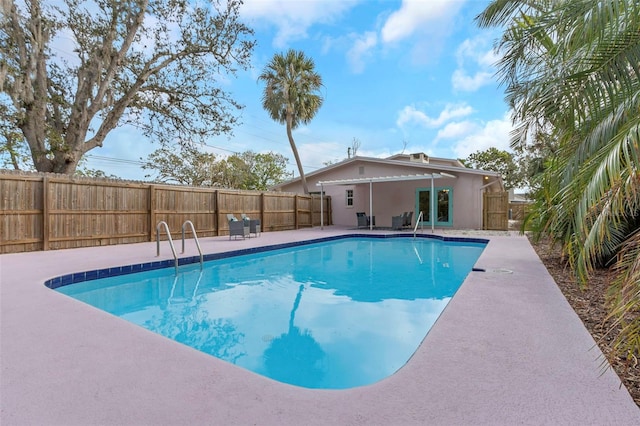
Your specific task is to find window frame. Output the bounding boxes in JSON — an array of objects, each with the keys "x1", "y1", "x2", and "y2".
[{"x1": 345, "y1": 189, "x2": 354, "y2": 208}]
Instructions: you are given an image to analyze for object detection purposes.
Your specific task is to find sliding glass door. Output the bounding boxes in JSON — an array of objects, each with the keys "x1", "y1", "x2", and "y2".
[{"x1": 416, "y1": 187, "x2": 453, "y2": 226}]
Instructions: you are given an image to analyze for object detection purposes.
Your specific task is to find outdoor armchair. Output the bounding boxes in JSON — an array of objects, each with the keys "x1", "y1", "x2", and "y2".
[
  {"x1": 356, "y1": 212, "x2": 375, "y2": 229},
  {"x1": 228, "y1": 214, "x2": 249, "y2": 239},
  {"x1": 392, "y1": 214, "x2": 404, "y2": 230},
  {"x1": 356, "y1": 212, "x2": 368, "y2": 228},
  {"x1": 403, "y1": 211, "x2": 413, "y2": 228},
  {"x1": 241, "y1": 214, "x2": 261, "y2": 237}
]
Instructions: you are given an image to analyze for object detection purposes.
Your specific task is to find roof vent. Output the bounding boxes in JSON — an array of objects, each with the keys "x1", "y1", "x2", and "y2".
[{"x1": 410, "y1": 152, "x2": 429, "y2": 163}]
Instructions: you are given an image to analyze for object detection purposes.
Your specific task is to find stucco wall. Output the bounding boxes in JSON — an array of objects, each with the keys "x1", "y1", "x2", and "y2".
[{"x1": 278, "y1": 160, "x2": 497, "y2": 229}]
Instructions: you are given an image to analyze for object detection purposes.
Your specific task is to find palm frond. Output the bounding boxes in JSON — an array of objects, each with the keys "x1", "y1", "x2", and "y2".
[
  {"x1": 607, "y1": 229, "x2": 640, "y2": 362},
  {"x1": 478, "y1": 0, "x2": 640, "y2": 358}
]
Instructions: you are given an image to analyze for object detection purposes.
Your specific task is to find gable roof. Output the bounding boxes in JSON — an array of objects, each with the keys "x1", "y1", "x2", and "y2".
[{"x1": 272, "y1": 154, "x2": 502, "y2": 190}]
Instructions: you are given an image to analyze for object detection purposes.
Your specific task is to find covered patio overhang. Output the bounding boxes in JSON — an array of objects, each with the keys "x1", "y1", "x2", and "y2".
[{"x1": 316, "y1": 172, "x2": 457, "y2": 232}]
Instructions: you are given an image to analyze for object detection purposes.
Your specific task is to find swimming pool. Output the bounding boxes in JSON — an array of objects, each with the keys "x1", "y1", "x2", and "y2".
[{"x1": 52, "y1": 235, "x2": 486, "y2": 389}]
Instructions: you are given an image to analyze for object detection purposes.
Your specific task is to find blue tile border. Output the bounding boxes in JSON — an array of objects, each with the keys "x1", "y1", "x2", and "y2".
[{"x1": 44, "y1": 233, "x2": 488, "y2": 290}]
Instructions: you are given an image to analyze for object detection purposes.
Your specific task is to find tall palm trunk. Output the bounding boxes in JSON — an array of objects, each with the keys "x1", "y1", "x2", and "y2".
[{"x1": 286, "y1": 114, "x2": 309, "y2": 194}]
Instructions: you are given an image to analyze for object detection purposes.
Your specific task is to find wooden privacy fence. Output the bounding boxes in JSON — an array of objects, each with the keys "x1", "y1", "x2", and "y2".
[
  {"x1": 483, "y1": 191, "x2": 509, "y2": 231},
  {"x1": 509, "y1": 202, "x2": 530, "y2": 221},
  {"x1": 0, "y1": 171, "x2": 332, "y2": 254}
]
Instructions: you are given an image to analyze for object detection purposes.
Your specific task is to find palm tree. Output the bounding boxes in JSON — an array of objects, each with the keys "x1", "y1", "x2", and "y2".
[
  {"x1": 477, "y1": 0, "x2": 640, "y2": 360},
  {"x1": 258, "y1": 50, "x2": 324, "y2": 194}
]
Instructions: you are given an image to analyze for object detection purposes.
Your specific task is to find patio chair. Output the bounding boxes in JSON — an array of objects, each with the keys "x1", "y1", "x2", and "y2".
[
  {"x1": 391, "y1": 214, "x2": 404, "y2": 230},
  {"x1": 403, "y1": 211, "x2": 413, "y2": 228},
  {"x1": 228, "y1": 214, "x2": 249, "y2": 240},
  {"x1": 399, "y1": 211, "x2": 408, "y2": 225},
  {"x1": 241, "y1": 214, "x2": 261, "y2": 237},
  {"x1": 356, "y1": 212, "x2": 375, "y2": 229},
  {"x1": 356, "y1": 212, "x2": 369, "y2": 228}
]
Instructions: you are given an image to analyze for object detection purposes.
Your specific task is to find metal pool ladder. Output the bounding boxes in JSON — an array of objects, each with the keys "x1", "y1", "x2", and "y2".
[
  {"x1": 181, "y1": 220, "x2": 203, "y2": 267},
  {"x1": 156, "y1": 220, "x2": 203, "y2": 272},
  {"x1": 413, "y1": 211, "x2": 424, "y2": 238}
]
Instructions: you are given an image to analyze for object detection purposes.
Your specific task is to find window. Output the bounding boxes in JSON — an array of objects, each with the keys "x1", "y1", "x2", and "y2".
[{"x1": 346, "y1": 189, "x2": 354, "y2": 207}]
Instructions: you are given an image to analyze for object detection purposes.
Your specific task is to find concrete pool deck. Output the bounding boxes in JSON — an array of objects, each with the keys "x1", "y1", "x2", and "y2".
[{"x1": 1, "y1": 227, "x2": 638, "y2": 425}]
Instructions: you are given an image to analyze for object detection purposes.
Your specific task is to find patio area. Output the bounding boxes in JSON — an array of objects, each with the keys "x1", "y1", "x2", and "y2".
[{"x1": 1, "y1": 227, "x2": 638, "y2": 425}]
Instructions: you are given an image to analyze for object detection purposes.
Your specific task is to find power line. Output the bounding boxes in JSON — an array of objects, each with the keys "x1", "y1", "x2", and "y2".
[
  {"x1": 197, "y1": 142, "x2": 239, "y2": 155},
  {"x1": 85, "y1": 150, "x2": 323, "y2": 173},
  {"x1": 240, "y1": 111, "x2": 339, "y2": 146},
  {"x1": 86, "y1": 154, "x2": 144, "y2": 165}
]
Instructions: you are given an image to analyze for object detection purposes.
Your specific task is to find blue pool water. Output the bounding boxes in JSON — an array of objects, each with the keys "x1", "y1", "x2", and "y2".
[{"x1": 55, "y1": 236, "x2": 486, "y2": 389}]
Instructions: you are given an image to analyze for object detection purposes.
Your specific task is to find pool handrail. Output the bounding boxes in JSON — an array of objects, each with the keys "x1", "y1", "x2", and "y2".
[
  {"x1": 156, "y1": 221, "x2": 178, "y2": 272},
  {"x1": 181, "y1": 220, "x2": 203, "y2": 268},
  {"x1": 413, "y1": 211, "x2": 424, "y2": 238}
]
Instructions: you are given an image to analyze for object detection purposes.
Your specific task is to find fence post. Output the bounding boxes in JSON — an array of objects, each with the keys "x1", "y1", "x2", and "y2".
[
  {"x1": 260, "y1": 192, "x2": 265, "y2": 232},
  {"x1": 215, "y1": 190, "x2": 220, "y2": 236},
  {"x1": 294, "y1": 194, "x2": 299, "y2": 229},
  {"x1": 482, "y1": 191, "x2": 486, "y2": 230},
  {"x1": 149, "y1": 185, "x2": 156, "y2": 241},
  {"x1": 312, "y1": 194, "x2": 318, "y2": 226},
  {"x1": 42, "y1": 176, "x2": 49, "y2": 251}
]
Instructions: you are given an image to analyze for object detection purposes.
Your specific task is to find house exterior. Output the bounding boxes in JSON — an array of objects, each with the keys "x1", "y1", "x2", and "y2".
[{"x1": 272, "y1": 153, "x2": 504, "y2": 230}]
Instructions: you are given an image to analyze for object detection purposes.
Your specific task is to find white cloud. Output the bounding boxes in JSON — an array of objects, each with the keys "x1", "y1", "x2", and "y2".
[
  {"x1": 346, "y1": 31, "x2": 378, "y2": 74},
  {"x1": 451, "y1": 69, "x2": 494, "y2": 92},
  {"x1": 451, "y1": 35, "x2": 498, "y2": 92},
  {"x1": 434, "y1": 121, "x2": 478, "y2": 141},
  {"x1": 396, "y1": 103, "x2": 474, "y2": 129},
  {"x1": 381, "y1": 0, "x2": 464, "y2": 44},
  {"x1": 478, "y1": 47, "x2": 500, "y2": 69},
  {"x1": 451, "y1": 112, "x2": 513, "y2": 158},
  {"x1": 240, "y1": 0, "x2": 360, "y2": 47},
  {"x1": 455, "y1": 37, "x2": 498, "y2": 65}
]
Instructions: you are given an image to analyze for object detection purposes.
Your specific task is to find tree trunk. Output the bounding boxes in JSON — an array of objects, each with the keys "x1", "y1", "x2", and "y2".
[{"x1": 286, "y1": 115, "x2": 309, "y2": 194}]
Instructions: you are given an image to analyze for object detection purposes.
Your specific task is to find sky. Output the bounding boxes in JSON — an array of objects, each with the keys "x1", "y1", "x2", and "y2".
[{"x1": 83, "y1": 0, "x2": 513, "y2": 181}]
